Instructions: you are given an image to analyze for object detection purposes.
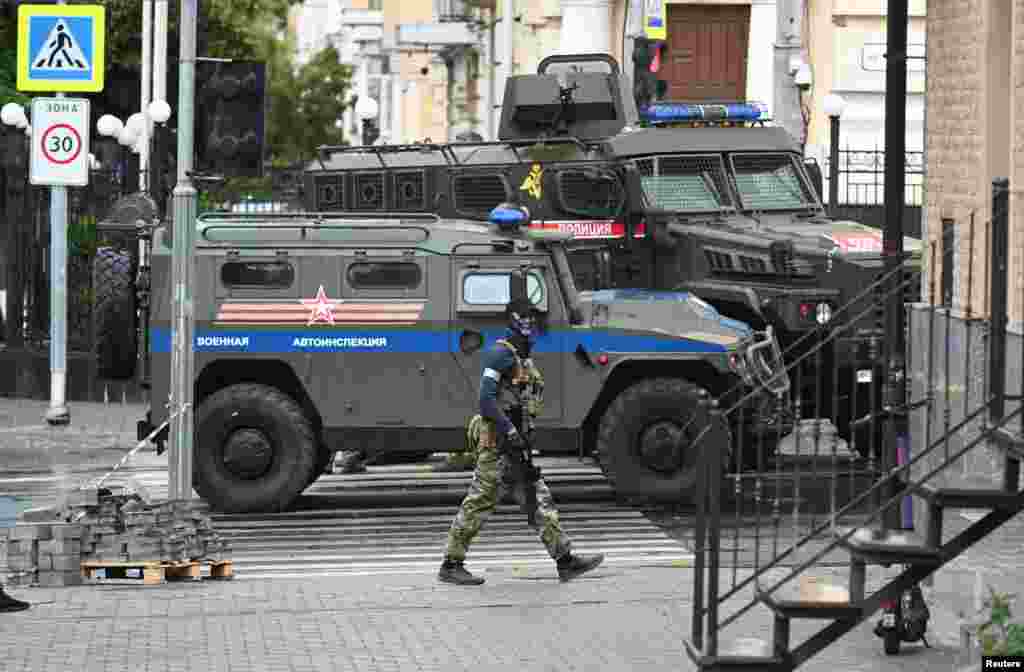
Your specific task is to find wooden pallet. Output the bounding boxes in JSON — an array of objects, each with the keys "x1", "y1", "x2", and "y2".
[{"x1": 81, "y1": 559, "x2": 233, "y2": 585}]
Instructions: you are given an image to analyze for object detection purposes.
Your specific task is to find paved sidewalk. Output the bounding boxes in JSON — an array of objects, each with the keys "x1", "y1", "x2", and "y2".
[
  {"x1": 0, "y1": 565, "x2": 963, "y2": 672},
  {"x1": 0, "y1": 399, "x2": 144, "y2": 474}
]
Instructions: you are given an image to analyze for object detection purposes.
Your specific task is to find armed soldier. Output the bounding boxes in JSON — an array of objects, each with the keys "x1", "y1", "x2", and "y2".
[
  {"x1": 443, "y1": 345, "x2": 544, "y2": 471},
  {"x1": 439, "y1": 275, "x2": 604, "y2": 585}
]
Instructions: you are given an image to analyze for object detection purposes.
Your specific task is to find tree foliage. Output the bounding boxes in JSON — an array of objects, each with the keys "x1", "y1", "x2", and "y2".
[
  {"x1": 268, "y1": 45, "x2": 352, "y2": 164},
  {"x1": 0, "y1": 0, "x2": 351, "y2": 164}
]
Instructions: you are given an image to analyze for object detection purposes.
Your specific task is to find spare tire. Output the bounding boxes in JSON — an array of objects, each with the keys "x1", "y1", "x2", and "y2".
[{"x1": 92, "y1": 247, "x2": 137, "y2": 380}]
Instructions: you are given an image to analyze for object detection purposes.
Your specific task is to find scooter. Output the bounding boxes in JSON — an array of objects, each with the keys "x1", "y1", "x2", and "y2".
[{"x1": 874, "y1": 582, "x2": 931, "y2": 655}]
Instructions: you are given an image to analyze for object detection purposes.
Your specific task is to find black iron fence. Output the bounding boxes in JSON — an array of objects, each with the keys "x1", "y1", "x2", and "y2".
[
  {"x1": 685, "y1": 180, "x2": 1023, "y2": 667},
  {"x1": 2, "y1": 149, "x2": 128, "y2": 353},
  {"x1": 825, "y1": 148, "x2": 924, "y2": 238}
]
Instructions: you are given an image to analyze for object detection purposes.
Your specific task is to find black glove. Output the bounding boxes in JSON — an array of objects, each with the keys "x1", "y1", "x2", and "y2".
[{"x1": 504, "y1": 426, "x2": 526, "y2": 452}]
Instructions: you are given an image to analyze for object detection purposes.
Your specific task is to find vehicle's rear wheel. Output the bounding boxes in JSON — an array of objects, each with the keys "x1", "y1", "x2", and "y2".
[
  {"x1": 194, "y1": 383, "x2": 317, "y2": 513},
  {"x1": 596, "y1": 378, "x2": 730, "y2": 503},
  {"x1": 92, "y1": 247, "x2": 137, "y2": 380}
]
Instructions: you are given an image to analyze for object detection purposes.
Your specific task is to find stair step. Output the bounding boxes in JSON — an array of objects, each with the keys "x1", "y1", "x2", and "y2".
[
  {"x1": 991, "y1": 427, "x2": 1024, "y2": 460},
  {"x1": 684, "y1": 638, "x2": 784, "y2": 671},
  {"x1": 912, "y1": 482, "x2": 1024, "y2": 510},
  {"x1": 833, "y1": 526, "x2": 941, "y2": 566},
  {"x1": 758, "y1": 577, "x2": 860, "y2": 620}
]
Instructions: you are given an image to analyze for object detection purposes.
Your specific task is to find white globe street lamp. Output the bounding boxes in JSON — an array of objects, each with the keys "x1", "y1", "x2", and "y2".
[
  {"x1": 118, "y1": 124, "x2": 140, "y2": 147},
  {"x1": 823, "y1": 92, "x2": 848, "y2": 212},
  {"x1": 1, "y1": 102, "x2": 26, "y2": 127},
  {"x1": 355, "y1": 96, "x2": 379, "y2": 121},
  {"x1": 148, "y1": 99, "x2": 172, "y2": 124},
  {"x1": 823, "y1": 93, "x2": 847, "y2": 120},
  {"x1": 126, "y1": 112, "x2": 146, "y2": 135},
  {"x1": 97, "y1": 114, "x2": 124, "y2": 138}
]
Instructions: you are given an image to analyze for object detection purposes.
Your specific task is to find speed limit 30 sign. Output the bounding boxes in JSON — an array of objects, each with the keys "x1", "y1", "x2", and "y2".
[{"x1": 29, "y1": 97, "x2": 90, "y2": 186}]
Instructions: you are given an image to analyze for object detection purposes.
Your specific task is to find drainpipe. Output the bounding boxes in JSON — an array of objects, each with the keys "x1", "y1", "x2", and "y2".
[{"x1": 500, "y1": 0, "x2": 514, "y2": 110}]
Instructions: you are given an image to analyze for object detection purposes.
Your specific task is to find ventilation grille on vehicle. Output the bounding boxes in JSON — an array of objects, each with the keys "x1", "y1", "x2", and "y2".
[
  {"x1": 705, "y1": 250, "x2": 734, "y2": 271},
  {"x1": 353, "y1": 172, "x2": 386, "y2": 210},
  {"x1": 316, "y1": 175, "x2": 344, "y2": 211},
  {"x1": 452, "y1": 173, "x2": 508, "y2": 217},
  {"x1": 394, "y1": 171, "x2": 427, "y2": 211},
  {"x1": 739, "y1": 255, "x2": 769, "y2": 273},
  {"x1": 556, "y1": 169, "x2": 624, "y2": 218}
]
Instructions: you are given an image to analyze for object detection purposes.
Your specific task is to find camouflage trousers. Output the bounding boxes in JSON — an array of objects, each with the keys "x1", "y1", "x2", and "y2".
[{"x1": 445, "y1": 418, "x2": 572, "y2": 562}]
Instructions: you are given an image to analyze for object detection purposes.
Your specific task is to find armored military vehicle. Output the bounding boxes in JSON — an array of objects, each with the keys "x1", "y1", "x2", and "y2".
[
  {"x1": 303, "y1": 53, "x2": 922, "y2": 458},
  {"x1": 136, "y1": 207, "x2": 790, "y2": 513}
]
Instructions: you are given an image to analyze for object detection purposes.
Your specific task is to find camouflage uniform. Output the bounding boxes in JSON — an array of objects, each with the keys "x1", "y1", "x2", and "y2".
[
  {"x1": 444, "y1": 340, "x2": 571, "y2": 562},
  {"x1": 445, "y1": 353, "x2": 544, "y2": 470}
]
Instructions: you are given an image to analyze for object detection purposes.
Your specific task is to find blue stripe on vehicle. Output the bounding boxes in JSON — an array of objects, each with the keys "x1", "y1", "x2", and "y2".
[{"x1": 148, "y1": 328, "x2": 729, "y2": 354}]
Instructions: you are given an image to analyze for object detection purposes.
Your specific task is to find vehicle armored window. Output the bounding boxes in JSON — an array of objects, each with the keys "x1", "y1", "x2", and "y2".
[
  {"x1": 632, "y1": 154, "x2": 733, "y2": 212},
  {"x1": 459, "y1": 271, "x2": 548, "y2": 312},
  {"x1": 555, "y1": 168, "x2": 625, "y2": 218},
  {"x1": 346, "y1": 261, "x2": 423, "y2": 290},
  {"x1": 220, "y1": 260, "x2": 296, "y2": 288},
  {"x1": 729, "y1": 153, "x2": 819, "y2": 210}
]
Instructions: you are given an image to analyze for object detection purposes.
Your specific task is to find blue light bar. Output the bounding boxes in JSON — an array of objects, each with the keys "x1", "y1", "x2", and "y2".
[
  {"x1": 489, "y1": 204, "x2": 529, "y2": 231},
  {"x1": 640, "y1": 101, "x2": 770, "y2": 124}
]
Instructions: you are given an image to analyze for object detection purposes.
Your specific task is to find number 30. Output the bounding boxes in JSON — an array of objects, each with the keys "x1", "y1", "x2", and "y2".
[{"x1": 48, "y1": 135, "x2": 74, "y2": 153}]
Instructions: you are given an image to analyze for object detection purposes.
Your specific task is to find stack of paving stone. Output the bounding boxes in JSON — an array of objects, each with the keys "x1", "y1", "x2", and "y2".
[
  {"x1": 5, "y1": 485, "x2": 230, "y2": 587},
  {"x1": 4, "y1": 523, "x2": 85, "y2": 587},
  {"x1": 117, "y1": 499, "x2": 230, "y2": 563}
]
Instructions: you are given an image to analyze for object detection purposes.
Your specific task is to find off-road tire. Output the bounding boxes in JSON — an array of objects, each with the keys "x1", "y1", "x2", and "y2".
[
  {"x1": 596, "y1": 378, "x2": 729, "y2": 503},
  {"x1": 194, "y1": 383, "x2": 317, "y2": 513},
  {"x1": 92, "y1": 247, "x2": 137, "y2": 380}
]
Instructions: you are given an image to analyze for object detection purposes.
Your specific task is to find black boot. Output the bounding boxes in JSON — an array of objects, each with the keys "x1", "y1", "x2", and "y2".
[
  {"x1": 557, "y1": 553, "x2": 605, "y2": 582},
  {"x1": 336, "y1": 450, "x2": 367, "y2": 474},
  {"x1": 438, "y1": 558, "x2": 485, "y2": 585},
  {"x1": 0, "y1": 586, "x2": 30, "y2": 613}
]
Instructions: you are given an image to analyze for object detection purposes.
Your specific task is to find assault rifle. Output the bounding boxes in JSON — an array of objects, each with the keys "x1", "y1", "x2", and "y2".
[{"x1": 508, "y1": 406, "x2": 542, "y2": 527}]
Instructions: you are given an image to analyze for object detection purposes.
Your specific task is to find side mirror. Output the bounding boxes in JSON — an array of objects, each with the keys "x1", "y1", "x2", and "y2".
[{"x1": 459, "y1": 330, "x2": 484, "y2": 354}]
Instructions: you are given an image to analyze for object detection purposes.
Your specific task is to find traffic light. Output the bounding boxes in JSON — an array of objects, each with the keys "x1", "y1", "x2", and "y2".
[
  {"x1": 196, "y1": 61, "x2": 266, "y2": 178},
  {"x1": 632, "y1": 37, "x2": 668, "y2": 110}
]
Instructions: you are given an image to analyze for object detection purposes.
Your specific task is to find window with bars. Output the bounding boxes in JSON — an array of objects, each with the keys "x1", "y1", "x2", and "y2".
[
  {"x1": 633, "y1": 154, "x2": 733, "y2": 212},
  {"x1": 729, "y1": 154, "x2": 817, "y2": 210}
]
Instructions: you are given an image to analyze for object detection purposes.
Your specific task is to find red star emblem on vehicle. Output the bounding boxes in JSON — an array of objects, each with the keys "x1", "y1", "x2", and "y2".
[{"x1": 301, "y1": 285, "x2": 338, "y2": 325}]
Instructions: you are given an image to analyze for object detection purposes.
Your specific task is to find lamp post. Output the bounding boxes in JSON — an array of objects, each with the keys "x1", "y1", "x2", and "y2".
[
  {"x1": 147, "y1": 99, "x2": 172, "y2": 216},
  {"x1": 822, "y1": 93, "x2": 846, "y2": 217},
  {"x1": 355, "y1": 96, "x2": 380, "y2": 146}
]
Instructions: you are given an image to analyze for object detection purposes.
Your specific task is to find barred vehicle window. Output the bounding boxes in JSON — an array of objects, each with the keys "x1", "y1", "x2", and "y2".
[
  {"x1": 634, "y1": 154, "x2": 732, "y2": 212},
  {"x1": 555, "y1": 169, "x2": 625, "y2": 217},
  {"x1": 221, "y1": 261, "x2": 295, "y2": 288},
  {"x1": 730, "y1": 154, "x2": 816, "y2": 210},
  {"x1": 347, "y1": 262, "x2": 423, "y2": 289}
]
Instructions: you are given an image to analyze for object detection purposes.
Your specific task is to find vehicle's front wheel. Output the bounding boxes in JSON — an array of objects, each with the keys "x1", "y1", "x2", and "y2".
[
  {"x1": 194, "y1": 383, "x2": 317, "y2": 513},
  {"x1": 596, "y1": 378, "x2": 730, "y2": 503}
]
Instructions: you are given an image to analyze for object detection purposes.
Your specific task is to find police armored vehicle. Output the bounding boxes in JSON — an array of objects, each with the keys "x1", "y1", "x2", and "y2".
[
  {"x1": 304, "y1": 53, "x2": 921, "y2": 458},
  {"x1": 137, "y1": 206, "x2": 789, "y2": 513}
]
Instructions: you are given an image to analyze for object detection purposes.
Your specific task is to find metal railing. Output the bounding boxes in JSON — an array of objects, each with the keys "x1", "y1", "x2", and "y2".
[{"x1": 687, "y1": 180, "x2": 1023, "y2": 666}]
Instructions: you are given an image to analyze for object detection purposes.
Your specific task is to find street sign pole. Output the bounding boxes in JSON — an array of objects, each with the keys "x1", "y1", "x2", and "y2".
[
  {"x1": 41, "y1": 0, "x2": 70, "y2": 426},
  {"x1": 17, "y1": 4, "x2": 104, "y2": 426},
  {"x1": 45, "y1": 111, "x2": 69, "y2": 426},
  {"x1": 167, "y1": 0, "x2": 198, "y2": 501}
]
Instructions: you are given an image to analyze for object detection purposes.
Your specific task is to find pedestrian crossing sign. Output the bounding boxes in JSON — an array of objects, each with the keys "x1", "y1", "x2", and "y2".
[{"x1": 16, "y1": 5, "x2": 106, "y2": 93}]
